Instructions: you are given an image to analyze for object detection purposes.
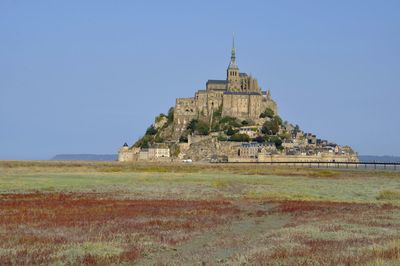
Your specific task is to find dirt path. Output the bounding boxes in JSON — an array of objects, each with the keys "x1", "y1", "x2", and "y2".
[{"x1": 138, "y1": 201, "x2": 290, "y2": 265}]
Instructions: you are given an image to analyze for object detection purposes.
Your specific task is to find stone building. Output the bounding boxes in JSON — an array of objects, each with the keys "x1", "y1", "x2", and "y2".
[
  {"x1": 118, "y1": 143, "x2": 140, "y2": 162},
  {"x1": 148, "y1": 147, "x2": 170, "y2": 158},
  {"x1": 173, "y1": 37, "x2": 277, "y2": 133},
  {"x1": 238, "y1": 126, "x2": 260, "y2": 138},
  {"x1": 137, "y1": 148, "x2": 170, "y2": 160},
  {"x1": 238, "y1": 142, "x2": 276, "y2": 158},
  {"x1": 118, "y1": 143, "x2": 170, "y2": 162}
]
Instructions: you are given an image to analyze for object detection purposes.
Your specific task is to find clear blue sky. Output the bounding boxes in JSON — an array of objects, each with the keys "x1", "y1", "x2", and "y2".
[{"x1": 1, "y1": 1, "x2": 399, "y2": 159}]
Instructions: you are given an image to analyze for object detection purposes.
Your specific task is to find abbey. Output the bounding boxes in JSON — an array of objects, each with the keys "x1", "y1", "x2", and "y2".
[
  {"x1": 118, "y1": 37, "x2": 358, "y2": 163},
  {"x1": 173, "y1": 37, "x2": 277, "y2": 132}
]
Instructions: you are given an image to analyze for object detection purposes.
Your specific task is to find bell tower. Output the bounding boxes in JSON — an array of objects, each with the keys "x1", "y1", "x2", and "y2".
[{"x1": 227, "y1": 33, "x2": 240, "y2": 91}]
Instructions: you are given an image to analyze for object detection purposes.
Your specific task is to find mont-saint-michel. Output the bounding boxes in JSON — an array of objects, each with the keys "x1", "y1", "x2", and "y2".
[
  {"x1": 119, "y1": 38, "x2": 358, "y2": 163},
  {"x1": 3, "y1": 1, "x2": 400, "y2": 265}
]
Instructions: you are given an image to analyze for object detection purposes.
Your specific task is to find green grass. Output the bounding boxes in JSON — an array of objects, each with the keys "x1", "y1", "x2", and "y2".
[
  {"x1": 377, "y1": 190, "x2": 400, "y2": 201},
  {"x1": 1, "y1": 166, "x2": 399, "y2": 204},
  {"x1": 55, "y1": 242, "x2": 123, "y2": 263}
]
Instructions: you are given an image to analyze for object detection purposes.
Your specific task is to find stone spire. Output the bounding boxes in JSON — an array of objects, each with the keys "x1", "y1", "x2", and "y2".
[{"x1": 228, "y1": 33, "x2": 238, "y2": 69}]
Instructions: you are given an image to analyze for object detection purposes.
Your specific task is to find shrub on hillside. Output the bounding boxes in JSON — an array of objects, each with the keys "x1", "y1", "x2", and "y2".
[
  {"x1": 226, "y1": 127, "x2": 238, "y2": 136},
  {"x1": 196, "y1": 120, "x2": 210, "y2": 135},
  {"x1": 253, "y1": 135, "x2": 265, "y2": 143},
  {"x1": 155, "y1": 113, "x2": 166, "y2": 123},
  {"x1": 230, "y1": 133, "x2": 250, "y2": 142},
  {"x1": 187, "y1": 119, "x2": 209, "y2": 135},
  {"x1": 219, "y1": 116, "x2": 241, "y2": 128},
  {"x1": 134, "y1": 135, "x2": 152, "y2": 148},
  {"x1": 265, "y1": 135, "x2": 283, "y2": 149},
  {"x1": 261, "y1": 116, "x2": 281, "y2": 135},
  {"x1": 167, "y1": 107, "x2": 174, "y2": 124},
  {"x1": 259, "y1": 108, "x2": 275, "y2": 118},
  {"x1": 217, "y1": 134, "x2": 228, "y2": 141},
  {"x1": 179, "y1": 134, "x2": 188, "y2": 143},
  {"x1": 154, "y1": 134, "x2": 164, "y2": 143},
  {"x1": 145, "y1": 125, "x2": 157, "y2": 136}
]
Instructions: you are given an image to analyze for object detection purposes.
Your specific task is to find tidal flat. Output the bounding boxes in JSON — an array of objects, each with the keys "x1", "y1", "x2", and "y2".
[{"x1": 0, "y1": 161, "x2": 399, "y2": 265}]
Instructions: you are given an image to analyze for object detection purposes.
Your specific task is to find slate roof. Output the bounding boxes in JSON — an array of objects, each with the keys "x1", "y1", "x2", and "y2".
[
  {"x1": 207, "y1": 79, "x2": 227, "y2": 84},
  {"x1": 224, "y1": 91, "x2": 261, "y2": 95}
]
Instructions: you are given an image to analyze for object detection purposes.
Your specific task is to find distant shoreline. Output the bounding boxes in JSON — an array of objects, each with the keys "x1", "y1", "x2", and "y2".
[{"x1": 51, "y1": 154, "x2": 118, "y2": 161}]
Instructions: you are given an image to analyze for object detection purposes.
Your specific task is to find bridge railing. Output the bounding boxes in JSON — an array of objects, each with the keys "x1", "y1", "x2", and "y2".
[{"x1": 222, "y1": 161, "x2": 400, "y2": 171}]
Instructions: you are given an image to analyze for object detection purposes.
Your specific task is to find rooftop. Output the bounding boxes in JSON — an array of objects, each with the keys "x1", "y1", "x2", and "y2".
[
  {"x1": 224, "y1": 91, "x2": 261, "y2": 96},
  {"x1": 206, "y1": 79, "x2": 227, "y2": 85}
]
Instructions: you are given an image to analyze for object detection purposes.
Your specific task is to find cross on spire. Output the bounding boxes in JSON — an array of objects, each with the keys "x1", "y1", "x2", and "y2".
[{"x1": 231, "y1": 32, "x2": 236, "y2": 62}]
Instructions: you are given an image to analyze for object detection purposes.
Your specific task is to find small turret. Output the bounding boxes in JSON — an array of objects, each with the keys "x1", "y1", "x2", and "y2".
[
  {"x1": 121, "y1": 142, "x2": 129, "y2": 151},
  {"x1": 266, "y1": 89, "x2": 272, "y2": 100}
]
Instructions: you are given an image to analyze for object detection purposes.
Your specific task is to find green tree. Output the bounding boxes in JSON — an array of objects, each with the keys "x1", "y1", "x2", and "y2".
[
  {"x1": 145, "y1": 125, "x2": 157, "y2": 136},
  {"x1": 274, "y1": 115, "x2": 283, "y2": 126},
  {"x1": 155, "y1": 113, "x2": 166, "y2": 123},
  {"x1": 154, "y1": 134, "x2": 164, "y2": 143},
  {"x1": 259, "y1": 108, "x2": 275, "y2": 118},
  {"x1": 213, "y1": 105, "x2": 223, "y2": 119},
  {"x1": 220, "y1": 116, "x2": 241, "y2": 128},
  {"x1": 261, "y1": 118, "x2": 280, "y2": 135},
  {"x1": 211, "y1": 123, "x2": 220, "y2": 132},
  {"x1": 294, "y1": 124, "x2": 300, "y2": 134},
  {"x1": 134, "y1": 135, "x2": 152, "y2": 148},
  {"x1": 186, "y1": 119, "x2": 198, "y2": 133},
  {"x1": 230, "y1": 133, "x2": 250, "y2": 142},
  {"x1": 210, "y1": 106, "x2": 223, "y2": 132},
  {"x1": 196, "y1": 120, "x2": 209, "y2": 135},
  {"x1": 254, "y1": 135, "x2": 265, "y2": 143},
  {"x1": 167, "y1": 107, "x2": 174, "y2": 124},
  {"x1": 265, "y1": 135, "x2": 283, "y2": 149},
  {"x1": 226, "y1": 126, "x2": 238, "y2": 136},
  {"x1": 186, "y1": 119, "x2": 209, "y2": 135}
]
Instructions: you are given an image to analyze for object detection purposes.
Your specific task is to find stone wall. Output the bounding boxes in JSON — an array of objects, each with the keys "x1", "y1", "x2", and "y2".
[
  {"x1": 118, "y1": 150, "x2": 137, "y2": 162},
  {"x1": 228, "y1": 153, "x2": 359, "y2": 163},
  {"x1": 174, "y1": 97, "x2": 198, "y2": 132},
  {"x1": 118, "y1": 147, "x2": 140, "y2": 162},
  {"x1": 180, "y1": 137, "x2": 240, "y2": 161},
  {"x1": 222, "y1": 93, "x2": 268, "y2": 120}
]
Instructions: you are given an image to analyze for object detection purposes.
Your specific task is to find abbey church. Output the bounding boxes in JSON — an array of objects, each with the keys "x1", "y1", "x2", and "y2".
[{"x1": 173, "y1": 37, "x2": 277, "y2": 132}]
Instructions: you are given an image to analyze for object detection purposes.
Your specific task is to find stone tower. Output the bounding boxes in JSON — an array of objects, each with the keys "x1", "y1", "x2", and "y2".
[{"x1": 227, "y1": 34, "x2": 241, "y2": 91}]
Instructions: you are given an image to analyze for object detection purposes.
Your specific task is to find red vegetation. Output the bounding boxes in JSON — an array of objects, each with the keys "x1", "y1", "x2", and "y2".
[
  {"x1": 0, "y1": 193, "x2": 240, "y2": 265},
  {"x1": 1, "y1": 193, "x2": 399, "y2": 265},
  {"x1": 271, "y1": 200, "x2": 394, "y2": 214},
  {"x1": 0, "y1": 192, "x2": 239, "y2": 226},
  {"x1": 249, "y1": 200, "x2": 400, "y2": 265}
]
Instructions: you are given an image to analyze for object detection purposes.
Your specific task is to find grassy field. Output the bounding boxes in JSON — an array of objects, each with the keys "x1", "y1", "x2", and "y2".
[{"x1": 0, "y1": 161, "x2": 400, "y2": 265}]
